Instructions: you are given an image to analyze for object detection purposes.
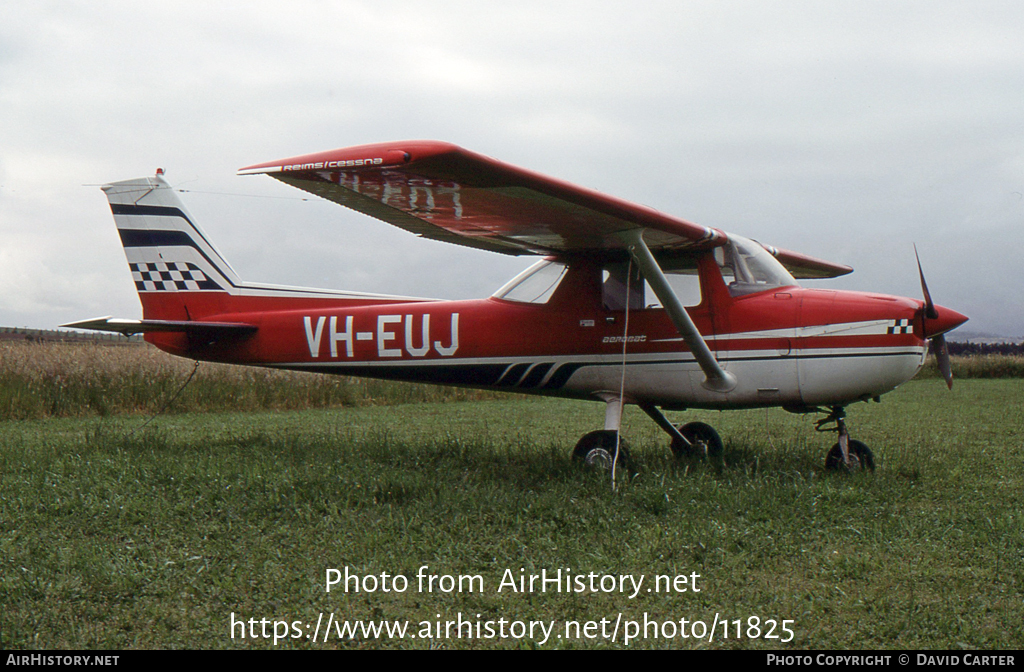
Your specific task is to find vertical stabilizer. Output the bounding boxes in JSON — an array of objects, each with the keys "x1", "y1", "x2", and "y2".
[
  {"x1": 102, "y1": 172, "x2": 241, "y2": 319},
  {"x1": 100, "y1": 170, "x2": 432, "y2": 323}
]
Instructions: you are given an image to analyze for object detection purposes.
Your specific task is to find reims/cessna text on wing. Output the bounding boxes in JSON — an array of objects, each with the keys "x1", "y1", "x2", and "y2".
[{"x1": 66, "y1": 141, "x2": 968, "y2": 472}]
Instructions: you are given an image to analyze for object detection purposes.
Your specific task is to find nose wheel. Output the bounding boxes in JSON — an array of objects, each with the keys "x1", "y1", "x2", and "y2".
[
  {"x1": 816, "y1": 407, "x2": 875, "y2": 472},
  {"x1": 825, "y1": 439, "x2": 874, "y2": 472}
]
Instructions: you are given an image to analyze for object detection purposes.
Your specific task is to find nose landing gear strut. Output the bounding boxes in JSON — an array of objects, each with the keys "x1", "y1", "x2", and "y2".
[{"x1": 816, "y1": 406, "x2": 875, "y2": 472}]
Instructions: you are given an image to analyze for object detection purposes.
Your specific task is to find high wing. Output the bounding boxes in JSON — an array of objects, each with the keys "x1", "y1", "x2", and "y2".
[{"x1": 238, "y1": 141, "x2": 851, "y2": 278}]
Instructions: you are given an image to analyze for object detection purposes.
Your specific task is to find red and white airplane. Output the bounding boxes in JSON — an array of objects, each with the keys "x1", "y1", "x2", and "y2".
[{"x1": 66, "y1": 141, "x2": 968, "y2": 472}]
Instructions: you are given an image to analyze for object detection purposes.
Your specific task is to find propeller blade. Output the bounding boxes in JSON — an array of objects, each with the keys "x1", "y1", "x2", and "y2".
[
  {"x1": 915, "y1": 246, "x2": 959, "y2": 389},
  {"x1": 914, "y1": 244, "x2": 939, "y2": 320},
  {"x1": 934, "y1": 334, "x2": 953, "y2": 390}
]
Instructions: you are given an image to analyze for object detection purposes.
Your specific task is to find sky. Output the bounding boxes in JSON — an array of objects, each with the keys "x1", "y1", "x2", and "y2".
[{"x1": 1, "y1": 1, "x2": 1022, "y2": 337}]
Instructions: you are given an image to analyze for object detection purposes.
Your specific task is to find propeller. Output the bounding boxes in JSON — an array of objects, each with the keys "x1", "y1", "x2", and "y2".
[{"x1": 914, "y1": 245, "x2": 964, "y2": 389}]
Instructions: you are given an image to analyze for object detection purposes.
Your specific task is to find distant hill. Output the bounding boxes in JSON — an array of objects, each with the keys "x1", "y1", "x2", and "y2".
[
  {"x1": 948, "y1": 330, "x2": 1023, "y2": 345},
  {"x1": 944, "y1": 341, "x2": 1024, "y2": 356}
]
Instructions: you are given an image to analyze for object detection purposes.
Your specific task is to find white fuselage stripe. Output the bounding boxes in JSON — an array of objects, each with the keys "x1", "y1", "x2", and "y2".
[{"x1": 652, "y1": 319, "x2": 900, "y2": 343}]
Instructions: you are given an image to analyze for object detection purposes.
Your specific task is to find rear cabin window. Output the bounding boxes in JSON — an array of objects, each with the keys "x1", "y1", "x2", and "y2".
[{"x1": 494, "y1": 260, "x2": 568, "y2": 304}]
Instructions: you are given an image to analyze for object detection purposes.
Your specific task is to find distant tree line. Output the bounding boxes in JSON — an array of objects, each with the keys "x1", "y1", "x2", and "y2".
[
  {"x1": 940, "y1": 341, "x2": 1024, "y2": 356},
  {"x1": 0, "y1": 327, "x2": 142, "y2": 344}
]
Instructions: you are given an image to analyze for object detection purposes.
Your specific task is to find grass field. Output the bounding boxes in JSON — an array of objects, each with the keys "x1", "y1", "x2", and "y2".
[
  {"x1": 0, "y1": 342, "x2": 508, "y2": 421},
  {"x1": 2, "y1": 378, "x2": 1022, "y2": 649}
]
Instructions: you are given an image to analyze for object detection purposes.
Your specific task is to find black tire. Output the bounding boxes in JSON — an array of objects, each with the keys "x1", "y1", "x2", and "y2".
[
  {"x1": 573, "y1": 430, "x2": 631, "y2": 471},
  {"x1": 825, "y1": 439, "x2": 875, "y2": 472},
  {"x1": 671, "y1": 421, "x2": 723, "y2": 459}
]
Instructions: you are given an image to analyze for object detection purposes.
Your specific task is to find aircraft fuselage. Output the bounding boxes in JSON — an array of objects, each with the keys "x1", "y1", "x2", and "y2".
[{"x1": 145, "y1": 254, "x2": 939, "y2": 411}]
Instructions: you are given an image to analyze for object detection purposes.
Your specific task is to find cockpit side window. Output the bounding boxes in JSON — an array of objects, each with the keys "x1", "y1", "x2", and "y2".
[
  {"x1": 602, "y1": 262, "x2": 645, "y2": 310},
  {"x1": 602, "y1": 255, "x2": 702, "y2": 310}
]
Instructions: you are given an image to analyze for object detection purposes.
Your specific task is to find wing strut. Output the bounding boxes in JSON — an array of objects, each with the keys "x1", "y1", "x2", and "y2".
[{"x1": 621, "y1": 230, "x2": 737, "y2": 393}]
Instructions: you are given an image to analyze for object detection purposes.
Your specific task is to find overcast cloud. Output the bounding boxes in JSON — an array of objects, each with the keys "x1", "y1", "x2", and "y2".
[{"x1": 1, "y1": 1, "x2": 1022, "y2": 336}]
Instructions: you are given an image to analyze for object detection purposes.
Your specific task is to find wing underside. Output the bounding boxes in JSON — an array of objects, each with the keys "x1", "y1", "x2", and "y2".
[{"x1": 239, "y1": 141, "x2": 852, "y2": 278}]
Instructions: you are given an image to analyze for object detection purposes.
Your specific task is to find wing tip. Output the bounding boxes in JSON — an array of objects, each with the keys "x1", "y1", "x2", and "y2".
[
  {"x1": 237, "y1": 165, "x2": 281, "y2": 176},
  {"x1": 764, "y1": 245, "x2": 854, "y2": 279},
  {"x1": 236, "y1": 140, "x2": 461, "y2": 177}
]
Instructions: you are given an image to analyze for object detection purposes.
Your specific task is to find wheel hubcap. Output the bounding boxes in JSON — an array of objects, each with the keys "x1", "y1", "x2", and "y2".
[{"x1": 585, "y1": 448, "x2": 615, "y2": 469}]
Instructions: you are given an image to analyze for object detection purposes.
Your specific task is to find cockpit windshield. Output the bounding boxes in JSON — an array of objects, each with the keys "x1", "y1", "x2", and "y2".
[{"x1": 715, "y1": 235, "x2": 798, "y2": 297}]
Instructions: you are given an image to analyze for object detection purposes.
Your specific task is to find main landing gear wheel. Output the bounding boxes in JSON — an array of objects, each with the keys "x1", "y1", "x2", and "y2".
[
  {"x1": 671, "y1": 422, "x2": 723, "y2": 459},
  {"x1": 573, "y1": 430, "x2": 632, "y2": 471},
  {"x1": 825, "y1": 439, "x2": 875, "y2": 473}
]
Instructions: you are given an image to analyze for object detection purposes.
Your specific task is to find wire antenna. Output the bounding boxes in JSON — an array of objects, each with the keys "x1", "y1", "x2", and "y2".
[
  {"x1": 128, "y1": 360, "x2": 200, "y2": 437},
  {"x1": 177, "y1": 189, "x2": 312, "y2": 201},
  {"x1": 612, "y1": 258, "x2": 633, "y2": 492}
]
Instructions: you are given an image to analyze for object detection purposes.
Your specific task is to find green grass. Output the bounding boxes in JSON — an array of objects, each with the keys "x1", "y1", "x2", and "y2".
[{"x1": 2, "y1": 380, "x2": 1022, "y2": 649}]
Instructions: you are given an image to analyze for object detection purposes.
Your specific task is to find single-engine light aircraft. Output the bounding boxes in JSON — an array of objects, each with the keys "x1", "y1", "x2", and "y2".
[{"x1": 66, "y1": 141, "x2": 968, "y2": 472}]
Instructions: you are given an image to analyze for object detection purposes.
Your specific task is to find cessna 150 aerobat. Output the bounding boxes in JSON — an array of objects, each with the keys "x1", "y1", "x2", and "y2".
[{"x1": 66, "y1": 141, "x2": 968, "y2": 472}]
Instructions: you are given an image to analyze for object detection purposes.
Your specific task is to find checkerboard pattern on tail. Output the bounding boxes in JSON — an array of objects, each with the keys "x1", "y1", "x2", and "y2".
[{"x1": 130, "y1": 262, "x2": 222, "y2": 292}]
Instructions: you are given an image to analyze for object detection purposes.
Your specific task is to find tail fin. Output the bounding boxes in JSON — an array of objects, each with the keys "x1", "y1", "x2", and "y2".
[
  {"x1": 101, "y1": 170, "x2": 432, "y2": 324},
  {"x1": 102, "y1": 171, "x2": 242, "y2": 320}
]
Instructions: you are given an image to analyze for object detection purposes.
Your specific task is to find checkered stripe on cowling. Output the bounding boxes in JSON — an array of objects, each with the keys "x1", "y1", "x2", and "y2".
[
  {"x1": 130, "y1": 262, "x2": 222, "y2": 291},
  {"x1": 886, "y1": 318, "x2": 913, "y2": 335}
]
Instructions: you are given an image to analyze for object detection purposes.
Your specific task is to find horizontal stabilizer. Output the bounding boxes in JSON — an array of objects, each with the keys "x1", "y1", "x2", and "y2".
[{"x1": 62, "y1": 317, "x2": 258, "y2": 337}]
